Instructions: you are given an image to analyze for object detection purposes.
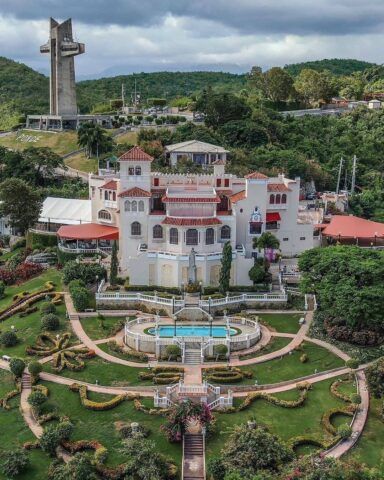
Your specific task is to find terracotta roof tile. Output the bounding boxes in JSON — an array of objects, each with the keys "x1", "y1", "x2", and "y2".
[
  {"x1": 267, "y1": 183, "x2": 291, "y2": 192},
  {"x1": 118, "y1": 187, "x2": 151, "y2": 198},
  {"x1": 119, "y1": 146, "x2": 154, "y2": 162},
  {"x1": 162, "y1": 217, "x2": 222, "y2": 226},
  {"x1": 230, "y1": 190, "x2": 246, "y2": 203},
  {"x1": 245, "y1": 171, "x2": 269, "y2": 180},
  {"x1": 99, "y1": 180, "x2": 118, "y2": 190},
  {"x1": 162, "y1": 196, "x2": 221, "y2": 203}
]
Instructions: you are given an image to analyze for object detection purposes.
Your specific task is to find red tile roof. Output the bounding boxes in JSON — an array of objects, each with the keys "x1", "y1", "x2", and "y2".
[
  {"x1": 57, "y1": 223, "x2": 119, "y2": 240},
  {"x1": 119, "y1": 146, "x2": 154, "y2": 162},
  {"x1": 162, "y1": 217, "x2": 222, "y2": 226},
  {"x1": 99, "y1": 180, "x2": 118, "y2": 190},
  {"x1": 162, "y1": 195, "x2": 221, "y2": 203},
  {"x1": 230, "y1": 190, "x2": 246, "y2": 203},
  {"x1": 245, "y1": 171, "x2": 269, "y2": 180},
  {"x1": 322, "y1": 215, "x2": 384, "y2": 239},
  {"x1": 267, "y1": 183, "x2": 291, "y2": 192},
  {"x1": 118, "y1": 187, "x2": 151, "y2": 198}
]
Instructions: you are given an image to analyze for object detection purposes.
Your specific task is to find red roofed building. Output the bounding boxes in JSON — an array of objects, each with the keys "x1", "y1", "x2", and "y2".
[
  {"x1": 58, "y1": 143, "x2": 316, "y2": 286},
  {"x1": 320, "y1": 215, "x2": 384, "y2": 246}
]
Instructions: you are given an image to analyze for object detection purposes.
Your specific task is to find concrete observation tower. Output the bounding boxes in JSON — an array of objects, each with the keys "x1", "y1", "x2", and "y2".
[{"x1": 40, "y1": 18, "x2": 85, "y2": 116}]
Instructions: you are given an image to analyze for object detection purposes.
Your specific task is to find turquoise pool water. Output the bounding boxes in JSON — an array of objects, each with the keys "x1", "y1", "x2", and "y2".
[{"x1": 148, "y1": 325, "x2": 237, "y2": 338}]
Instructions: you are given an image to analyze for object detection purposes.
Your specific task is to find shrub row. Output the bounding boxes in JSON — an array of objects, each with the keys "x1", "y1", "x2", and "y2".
[
  {"x1": 0, "y1": 381, "x2": 21, "y2": 410},
  {"x1": 204, "y1": 366, "x2": 253, "y2": 384},
  {"x1": 123, "y1": 284, "x2": 182, "y2": 295},
  {"x1": 133, "y1": 398, "x2": 170, "y2": 416},
  {"x1": 238, "y1": 383, "x2": 311, "y2": 411},
  {"x1": 52, "y1": 348, "x2": 95, "y2": 372},
  {"x1": 321, "y1": 405, "x2": 356, "y2": 436},
  {"x1": 69, "y1": 383, "x2": 135, "y2": 410},
  {"x1": 107, "y1": 340, "x2": 148, "y2": 362}
]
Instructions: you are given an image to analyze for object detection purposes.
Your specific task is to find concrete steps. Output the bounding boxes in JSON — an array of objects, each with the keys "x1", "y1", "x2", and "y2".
[
  {"x1": 183, "y1": 434, "x2": 205, "y2": 479},
  {"x1": 21, "y1": 373, "x2": 31, "y2": 390},
  {"x1": 184, "y1": 349, "x2": 201, "y2": 365}
]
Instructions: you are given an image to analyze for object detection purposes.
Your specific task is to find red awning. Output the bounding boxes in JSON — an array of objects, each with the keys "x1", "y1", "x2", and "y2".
[
  {"x1": 57, "y1": 223, "x2": 119, "y2": 240},
  {"x1": 266, "y1": 212, "x2": 281, "y2": 222}
]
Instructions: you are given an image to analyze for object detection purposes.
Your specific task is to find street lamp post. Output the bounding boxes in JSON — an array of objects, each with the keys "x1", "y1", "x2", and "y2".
[
  {"x1": 96, "y1": 274, "x2": 99, "y2": 292},
  {"x1": 199, "y1": 281, "x2": 202, "y2": 300}
]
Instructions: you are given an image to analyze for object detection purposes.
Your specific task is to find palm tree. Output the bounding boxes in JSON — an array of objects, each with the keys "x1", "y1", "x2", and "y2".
[
  {"x1": 77, "y1": 123, "x2": 112, "y2": 158},
  {"x1": 253, "y1": 232, "x2": 280, "y2": 259}
]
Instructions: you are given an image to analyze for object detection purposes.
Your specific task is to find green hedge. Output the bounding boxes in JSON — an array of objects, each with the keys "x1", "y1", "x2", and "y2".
[
  {"x1": 124, "y1": 285, "x2": 182, "y2": 295},
  {"x1": 26, "y1": 232, "x2": 57, "y2": 250}
]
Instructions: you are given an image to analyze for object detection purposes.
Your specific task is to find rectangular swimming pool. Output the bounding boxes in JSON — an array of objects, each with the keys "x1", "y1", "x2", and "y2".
[{"x1": 147, "y1": 325, "x2": 237, "y2": 338}]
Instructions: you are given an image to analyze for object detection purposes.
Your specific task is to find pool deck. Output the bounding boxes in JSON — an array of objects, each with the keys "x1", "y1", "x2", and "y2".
[{"x1": 128, "y1": 318, "x2": 257, "y2": 338}]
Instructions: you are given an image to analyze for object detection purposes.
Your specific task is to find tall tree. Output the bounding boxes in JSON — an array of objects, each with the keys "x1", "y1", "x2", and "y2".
[
  {"x1": 77, "y1": 123, "x2": 113, "y2": 158},
  {"x1": 109, "y1": 240, "x2": 118, "y2": 286},
  {"x1": 253, "y1": 232, "x2": 280, "y2": 258},
  {"x1": 23, "y1": 147, "x2": 66, "y2": 185},
  {"x1": 294, "y1": 68, "x2": 335, "y2": 105},
  {"x1": 219, "y1": 241, "x2": 232, "y2": 294},
  {"x1": 0, "y1": 178, "x2": 42, "y2": 234},
  {"x1": 249, "y1": 66, "x2": 294, "y2": 102}
]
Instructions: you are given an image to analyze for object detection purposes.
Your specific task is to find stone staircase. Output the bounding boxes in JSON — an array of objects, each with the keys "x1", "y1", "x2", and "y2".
[
  {"x1": 184, "y1": 349, "x2": 201, "y2": 365},
  {"x1": 183, "y1": 434, "x2": 205, "y2": 479},
  {"x1": 21, "y1": 373, "x2": 31, "y2": 390}
]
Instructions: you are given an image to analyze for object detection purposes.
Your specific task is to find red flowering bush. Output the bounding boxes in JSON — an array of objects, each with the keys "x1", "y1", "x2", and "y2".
[{"x1": 0, "y1": 262, "x2": 43, "y2": 285}]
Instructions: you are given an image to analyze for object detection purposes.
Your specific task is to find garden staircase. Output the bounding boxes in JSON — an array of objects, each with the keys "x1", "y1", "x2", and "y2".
[
  {"x1": 184, "y1": 348, "x2": 201, "y2": 365},
  {"x1": 182, "y1": 433, "x2": 205, "y2": 479},
  {"x1": 21, "y1": 373, "x2": 32, "y2": 390}
]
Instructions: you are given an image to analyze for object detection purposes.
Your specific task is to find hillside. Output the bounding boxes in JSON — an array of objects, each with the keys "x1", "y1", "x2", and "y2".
[
  {"x1": 284, "y1": 58, "x2": 377, "y2": 76},
  {"x1": 76, "y1": 71, "x2": 247, "y2": 112}
]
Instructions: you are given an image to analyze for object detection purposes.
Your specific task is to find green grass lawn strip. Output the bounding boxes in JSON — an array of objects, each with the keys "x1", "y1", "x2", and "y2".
[
  {"x1": 0, "y1": 300, "x2": 73, "y2": 360},
  {"x1": 80, "y1": 316, "x2": 133, "y2": 341},
  {"x1": 206, "y1": 377, "x2": 350, "y2": 462},
  {"x1": 43, "y1": 356, "x2": 149, "y2": 386},
  {"x1": 258, "y1": 313, "x2": 302, "y2": 334},
  {"x1": 347, "y1": 397, "x2": 384, "y2": 471},
  {"x1": 237, "y1": 342, "x2": 345, "y2": 385},
  {"x1": 0, "y1": 371, "x2": 50, "y2": 480},
  {"x1": 0, "y1": 269, "x2": 63, "y2": 312},
  {"x1": 39, "y1": 381, "x2": 182, "y2": 469}
]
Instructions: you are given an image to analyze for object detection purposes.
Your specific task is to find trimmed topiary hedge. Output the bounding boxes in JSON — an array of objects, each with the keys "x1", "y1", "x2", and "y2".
[{"x1": 69, "y1": 383, "x2": 137, "y2": 410}]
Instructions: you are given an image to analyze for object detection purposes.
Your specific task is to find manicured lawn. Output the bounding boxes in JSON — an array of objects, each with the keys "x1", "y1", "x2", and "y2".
[
  {"x1": 206, "y1": 377, "x2": 352, "y2": 462},
  {"x1": 348, "y1": 397, "x2": 384, "y2": 471},
  {"x1": 0, "y1": 370, "x2": 51, "y2": 480},
  {"x1": 65, "y1": 152, "x2": 98, "y2": 173},
  {"x1": 115, "y1": 131, "x2": 138, "y2": 145},
  {"x1": 0, "y1": 300, "x2": 73, "y2": 360},
  {"x1": 227, "y1": 342, "x2": 344, "y2": 385},
  {"x1": 98, "y1": 342, "x2": 147, "y2": 363},
  {"x1": 39, "y1": 380, "x2": 182, "y2": 469},
  {"x1": 0, "y1": 130, "x2": 78, "y2": 155},
  {"x1": 80, "y1": 315, "x2": 132, "y2": 341},
  {"x1": 258, "y1": 313, "x2": 302, "y2": 334},
  {"x1": 0, "y1": 269, "x2": 63, "y2": 312},
  {"x1": 43, "y1": 355, "x2": 148, "y2": 386},
  {"x1": 239, "y1": 337, "x2": 292, "y2": 360}
]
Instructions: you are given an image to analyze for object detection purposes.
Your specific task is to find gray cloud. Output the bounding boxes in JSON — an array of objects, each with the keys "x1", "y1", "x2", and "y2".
[{"x1": 1, "y1": 0, "x2": 384, "y2": 36}]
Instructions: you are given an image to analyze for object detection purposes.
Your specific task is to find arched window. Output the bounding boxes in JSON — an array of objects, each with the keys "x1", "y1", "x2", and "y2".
[
  {"x1": 138, "y1": 200, "x2": 144, "y2": 212},
  {"x1": 98, "y1": 210, "x2": 112, "y2": 221},
  {"x1": 205, "y1": 228, "x2": 215, "y2": 245},
  {"x1": 270, "y1": 194, "x2": 275, "y2": 204},
  {"x1": 169, "y1": 228, "x2": 178, "y2": 245},
  {"x1": 112, "y1": 192, "x2": 116, "y2": 201},
  {"x1": 186, "y1": 229, "x2": 198, "y2": 245},
  {"x1": 153, "y1": 224, "x2": 163, "y2": 239},
  {"x1": 124, "y1": 200, "x2": 131, "y2": 212},
  {"x1": 276, "y1": 194, "x2": 281, "y2": 204},
  {"x1": 135, "y1": 166, "x2": 142, "y2": 176},
  {"x1": 128, "y1": 166, "x2": 135, "y2": 175},
  {"x1": 220, "y1": 225, "x2": 231, "y2": 240},
  {"x1": 281, "y1": 194, "x2": 287, "y2": 204},
  {"x1": 131, "y1": 200, "x2": 137, "y2": 212},
  {"x1": 104, "y1": 190, "x2": 108, "y2": 200},
  {"x1": 131, "y1": 221, "x2": 141, "y2": 236}
]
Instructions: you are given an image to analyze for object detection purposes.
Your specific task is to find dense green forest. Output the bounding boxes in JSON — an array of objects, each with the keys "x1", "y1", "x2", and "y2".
[
  {"x1": 284, "y1": 58, "x2": 377, "y2": 77},
  {"x1": 1, "y1": 56, "x2": 382, "y2": 131}
]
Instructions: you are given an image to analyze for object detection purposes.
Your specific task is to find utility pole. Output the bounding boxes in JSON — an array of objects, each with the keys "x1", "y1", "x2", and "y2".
[
  {"x1": 121, "y1": 83, "x2": 125, "y2": 108},
  {"x1": 336, "y1": 157, "x2": 343, "y2": 194},
  {"x1": 351, "y1": 155, "x2": 357, "y2": 194},
  {"x1": 343, "y1": 166, "x2": 348, "y2": 192}
]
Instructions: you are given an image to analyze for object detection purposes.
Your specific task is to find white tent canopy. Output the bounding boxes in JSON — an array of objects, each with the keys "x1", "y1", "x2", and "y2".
[{"x1": 39, "y1": 197, "x2": 92, "y2": 226}]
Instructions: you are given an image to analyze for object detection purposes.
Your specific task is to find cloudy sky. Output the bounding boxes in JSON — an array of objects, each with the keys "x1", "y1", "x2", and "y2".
[{"x1": 0, "y1": 0, "x2": 383, "y2": 78}]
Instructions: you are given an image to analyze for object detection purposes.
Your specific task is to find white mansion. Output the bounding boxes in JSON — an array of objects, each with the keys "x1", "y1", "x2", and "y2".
[{"x1": 57, "y1": 141, "x2": 315, "y2": 287}]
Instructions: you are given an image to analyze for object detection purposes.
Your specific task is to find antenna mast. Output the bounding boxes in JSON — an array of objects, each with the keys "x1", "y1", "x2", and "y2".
[
  {"x1": 351, "y1": 155, "x2": 357, "y2": 194},
  {"x1": 336, "y1": 157, "x2": 343, "y2": 194}
]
